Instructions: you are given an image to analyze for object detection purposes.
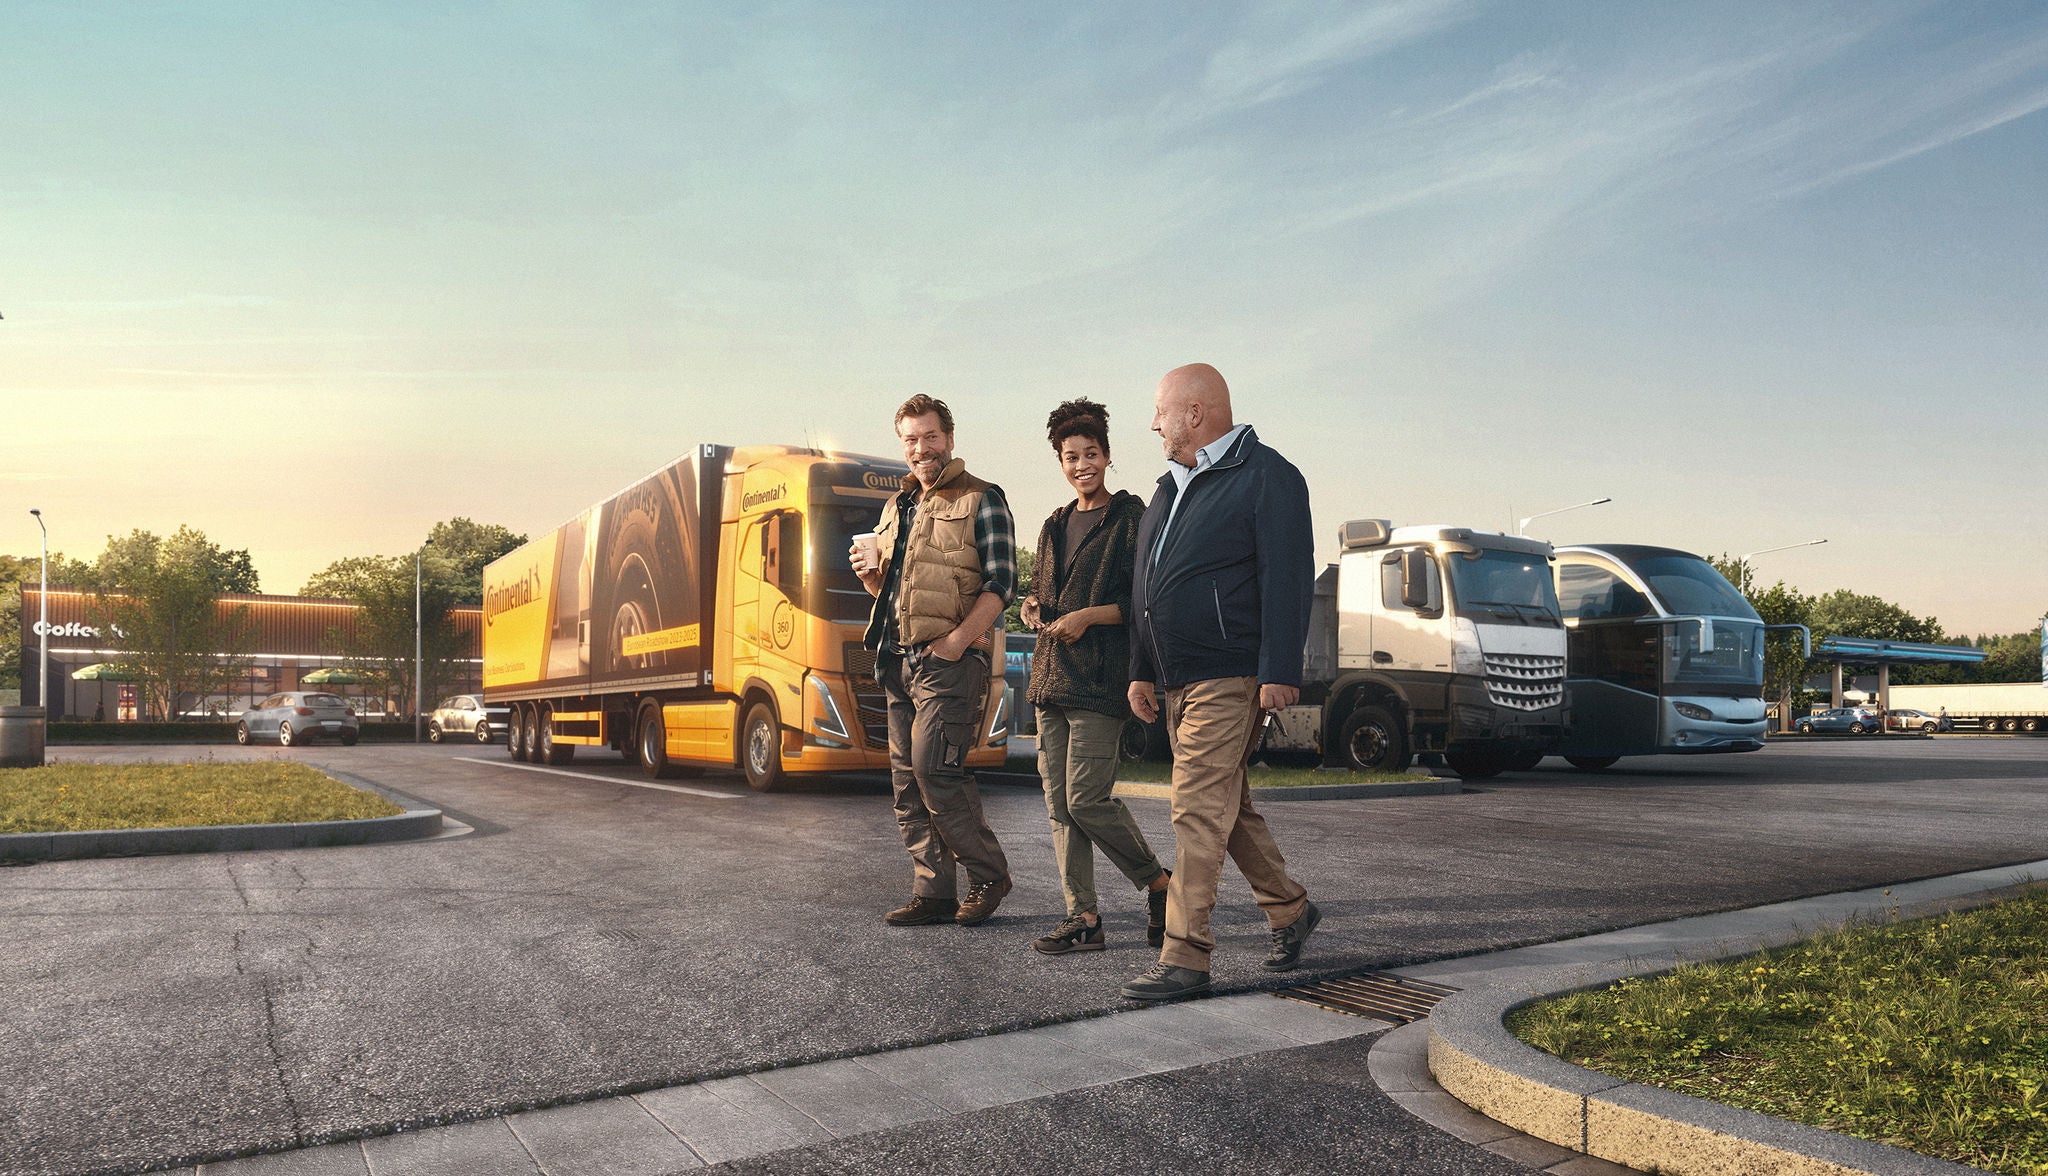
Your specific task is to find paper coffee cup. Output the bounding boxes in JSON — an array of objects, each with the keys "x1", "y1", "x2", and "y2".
[{"x1": 852, "y1": 532, "x2": 881, "y2": 571}]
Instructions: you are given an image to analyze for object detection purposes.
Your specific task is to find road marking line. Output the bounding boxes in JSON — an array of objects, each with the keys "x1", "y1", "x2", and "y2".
[{"x1": 454, "y1": 757, "x2": 743, "y2": 800}]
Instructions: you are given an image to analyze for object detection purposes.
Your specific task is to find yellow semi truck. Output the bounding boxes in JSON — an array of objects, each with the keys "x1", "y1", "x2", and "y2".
[{"x1": 482, "y1": 444, "x2": 1010, "y2": 789}]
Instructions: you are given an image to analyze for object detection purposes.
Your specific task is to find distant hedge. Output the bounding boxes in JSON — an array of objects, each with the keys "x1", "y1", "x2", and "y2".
[{"x1": 46, "y1": 721, "x2": 430, "y2": 744}]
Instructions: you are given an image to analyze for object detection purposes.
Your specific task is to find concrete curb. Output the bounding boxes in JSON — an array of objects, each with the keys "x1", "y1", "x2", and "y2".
[
  {"x1": 1113, "y1": 773, "x2": 1461, "y2": 801},
  {"x1": 1426, "y1": 963, "x2": 1989, "y2": 1175},
  {"x1": 0, "y1": 769, "x2": 444, "y2": 864}
]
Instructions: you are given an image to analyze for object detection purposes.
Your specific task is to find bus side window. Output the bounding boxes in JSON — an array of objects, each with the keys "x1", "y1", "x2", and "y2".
[{"x1": 1559, "y1": 564, "x2": 1649, "y2": 620}]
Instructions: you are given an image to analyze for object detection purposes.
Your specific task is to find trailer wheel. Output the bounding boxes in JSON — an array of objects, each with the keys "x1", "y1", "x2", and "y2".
[
  {"x1": 1565, "y1": 755, "x2": 1620, "y2": 771},
  {"x1": 1444, "y1": 748, "x2": 1506, "y2": 779},
  {"x1": 742, "y1": 701, "x2": 787, "y2": 791},
  {"x1": 509, "y1": 707, "x2": 528, "y2": 760},
  {"x1": 1337, "y1": 705, "x2": 1408, "y2": 773},
  {"x1": 539, "y1": 707, "x2": 575, "y2": 765},
  {"x1": 520, "y1": 708, "x2": 541, "y2": 761},
  {"x1": 638, "y1": 705, "x2": 675, "y2": 779},
  {"x1": 2023, "y1": 717, "x2": 2040, "y2": 733}
]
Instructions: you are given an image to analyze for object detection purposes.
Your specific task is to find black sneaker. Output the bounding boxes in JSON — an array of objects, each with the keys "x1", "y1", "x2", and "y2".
[
  {"x1": 1146, "y1": 869, "x2": 1171, "y2": 948},
  {"x1": 884, "y1": 895, "x2": 958, "y2": 926},
  {"x1": 1119, "y1": 963, "x2": 1211, "y2": 1001},
  {"x1": 1262, "y1": 900, "x2": 1321, "y2": 972},
  {"x1": 955, "y1": 877, "x2": 1013, "y2": 926},
  {"x1": 1033, "y1": 915, "x2": 1105, "y2": 955}
]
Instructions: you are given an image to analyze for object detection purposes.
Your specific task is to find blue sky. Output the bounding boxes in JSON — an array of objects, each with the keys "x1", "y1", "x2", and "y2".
[{"x1": 6, "y1": 2, "x2": 2045, "y2": 635}]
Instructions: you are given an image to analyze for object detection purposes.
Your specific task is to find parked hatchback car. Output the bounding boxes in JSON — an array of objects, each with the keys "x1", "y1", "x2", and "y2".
[
  {"x1": 1795, "y1": 707, "x2": 1881, "y2": 735},
  {"x1": 429, "y1": 694, "x2": 509, "y2": 744},
  {"x1": 236, "y1": 692, "x2": 360, "y2": 746}
]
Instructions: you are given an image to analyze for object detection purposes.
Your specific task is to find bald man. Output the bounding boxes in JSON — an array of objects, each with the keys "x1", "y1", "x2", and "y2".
[{"x1": 1120, "y1": 363, "x2": 1319, "y2": 1001}]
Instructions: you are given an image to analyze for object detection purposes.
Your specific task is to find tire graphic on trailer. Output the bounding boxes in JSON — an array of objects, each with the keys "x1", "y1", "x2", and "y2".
[{"x1": 592, "y1": 463, "x2": 700, "y2": 681}]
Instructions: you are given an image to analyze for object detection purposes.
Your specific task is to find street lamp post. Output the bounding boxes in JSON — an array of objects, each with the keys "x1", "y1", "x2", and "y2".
[
  {"x1": 1517, "y1": 497, "x2": 1611, "y2": 538},
  {"x1": 1737, "y1": 539, "x2": 1828, "y2": 594},
  {"x1": 414, "y1": 539, "x2": 432, "y2": 742},
  {"x1": 29, "y1": 509, "x2": 47, "y2": 716}
]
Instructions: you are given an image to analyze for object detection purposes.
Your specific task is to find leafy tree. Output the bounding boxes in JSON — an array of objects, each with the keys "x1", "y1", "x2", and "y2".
[
  {"x1": 1003, "y1": 548, "x2": 1036, "y2": 634},
  {"x1": 426, "y1": 518, "x2": 526, "y2": 606},
  {"x1": 86, "y1": 527, "x2": 258, "y2": 720},
  {"x1": 317, "y1": 550, "x2": 465, "y2": 719}
]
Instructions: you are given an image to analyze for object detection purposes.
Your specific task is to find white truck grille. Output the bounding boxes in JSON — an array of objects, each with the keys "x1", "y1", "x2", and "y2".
[{"x1": 1484, "y1": 653, "x2": 1565, "y2": 711}]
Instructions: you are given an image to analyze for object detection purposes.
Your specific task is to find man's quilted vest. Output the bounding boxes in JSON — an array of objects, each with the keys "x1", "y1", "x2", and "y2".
[{"x1": 874, "y1": 459, "x2": 992, "y2": 648}]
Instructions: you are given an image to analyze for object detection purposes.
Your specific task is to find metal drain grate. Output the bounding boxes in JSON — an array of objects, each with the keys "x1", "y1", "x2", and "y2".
[{"x1": 1274, "y1": 971, "x2": 1458, "y2": 1024}]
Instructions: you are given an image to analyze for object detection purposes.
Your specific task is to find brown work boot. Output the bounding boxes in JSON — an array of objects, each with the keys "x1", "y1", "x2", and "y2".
[
  {"x1": 955, "y1": 877, "x2": 1013, "y2": 925},
  {"x1": 884, "y1": 895, "x2": 958, "y2": 926}
]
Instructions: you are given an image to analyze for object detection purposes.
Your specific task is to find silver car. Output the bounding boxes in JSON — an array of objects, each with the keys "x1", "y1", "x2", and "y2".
[
  {"x1": 429, "y1": 694, "x2": 509, "y2": 744},
  {"x1": 237, "y1": 692, "x2": 361, "y2": 746}
]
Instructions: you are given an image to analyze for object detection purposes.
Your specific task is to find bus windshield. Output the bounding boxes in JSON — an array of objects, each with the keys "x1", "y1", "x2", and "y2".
[
  {"x1": 1445, "y1": 549, "x2": 1561, "y2": 626},
  {"x1": 1663, "y1": 620, "x2": 1764, "y2": 688},
  {"x1": 1623, "y1": 555, "x2": 1759, "y2": 622},
  {"x1": 809, "y1": 500, "x2": 883, "y2": 624}
]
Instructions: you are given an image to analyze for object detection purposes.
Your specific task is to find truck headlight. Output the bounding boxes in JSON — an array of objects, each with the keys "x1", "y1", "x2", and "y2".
[
  {"x1": 1452, "y1": 617, "x2": 1485, "y2": 676},
  {"x1": 808, "y1": 676, "x2": 851, "y2": 744},
  {"x1": 1674, "y1": 702, "x2": 1712, "y2": 721}
]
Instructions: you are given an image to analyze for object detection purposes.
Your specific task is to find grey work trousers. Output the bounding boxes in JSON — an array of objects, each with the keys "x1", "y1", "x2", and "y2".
[
  {"x1": 1036, "y1": 703, "x2": 1165, "y2": 918},
  {"x1": 882, "y1": 650, "x2": 1009, "y2": 900}
]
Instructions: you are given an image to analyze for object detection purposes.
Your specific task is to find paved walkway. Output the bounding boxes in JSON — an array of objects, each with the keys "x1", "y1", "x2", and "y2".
[{"x1": 170, "y1": 854, "x2": 2046, "y2": 1175}]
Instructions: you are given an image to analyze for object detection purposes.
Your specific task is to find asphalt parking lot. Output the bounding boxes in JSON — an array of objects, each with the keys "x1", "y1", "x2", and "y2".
[{"x1": 4, "y1": 737, "x2": 2045, "y2": 1175}]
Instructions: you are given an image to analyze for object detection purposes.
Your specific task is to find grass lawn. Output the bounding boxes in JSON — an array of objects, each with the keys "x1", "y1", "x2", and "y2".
[
  {"x1": 0, "y1": 761, "x2": 402, "y2": 834},
  {"x1": 1508, "y1": 887, "x2": 2048, "y2": 1175},
  {"x1": 1107, "y1": 759, "x2": 1419, "y2": 787}
]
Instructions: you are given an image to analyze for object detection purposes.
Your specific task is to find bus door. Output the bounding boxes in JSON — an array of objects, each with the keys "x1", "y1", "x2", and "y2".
[{"x1": 1557, "y1": 561, "x2": 1661, "y2": 756}]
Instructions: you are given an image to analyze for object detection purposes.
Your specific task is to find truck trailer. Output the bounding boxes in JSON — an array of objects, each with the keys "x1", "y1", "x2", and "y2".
[
  {"x1": 1881, "y1": 682, "x2": 2048, "y2": 733},
  {"x1": 1259, "y1": 519, "x2": 1569, "y2": 779},
  {"x1": 482, "y1": 444, "x2": 1010, "y2": 789}
]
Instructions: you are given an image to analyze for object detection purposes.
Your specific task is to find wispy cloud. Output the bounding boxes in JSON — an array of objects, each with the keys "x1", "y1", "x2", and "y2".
[{"x1": 1184, "y1": 0, "x2": 1474, "y2": 122}]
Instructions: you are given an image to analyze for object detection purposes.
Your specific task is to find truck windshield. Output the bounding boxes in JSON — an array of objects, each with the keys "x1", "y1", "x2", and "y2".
[
  {"x1": 1621, "y1": 554, "x2": 1759, "y2": 622},
  {"x1": 1445, "y1": 550, "x2": 1561, "y2": 626},
  {"x1": 810, "y1": 501, "x2": 883, "y2": 624}
]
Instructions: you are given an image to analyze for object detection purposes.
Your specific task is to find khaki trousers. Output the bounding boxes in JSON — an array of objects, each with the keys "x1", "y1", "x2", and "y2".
[
  {"x1": 1159, "y1": 676, "x2": 1309, "y2": 971},
  {"x1": 1036, "y1": 703, "x2": 1164, "y2": 918},
  {"x1": 882, "y1": 651, "x2": 1009, "y2": 900}
]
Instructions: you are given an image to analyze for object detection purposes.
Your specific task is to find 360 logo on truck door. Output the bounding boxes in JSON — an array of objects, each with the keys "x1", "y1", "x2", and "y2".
[{"x1": 772, "y1": 600, "x2": 794, "y2": 649}]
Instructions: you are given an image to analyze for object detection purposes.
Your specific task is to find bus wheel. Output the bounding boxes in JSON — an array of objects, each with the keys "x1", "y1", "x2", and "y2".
[
  {"x1": 1444, "y1": 749, "x2": 1505, "y2": 779},
  {"x1": 638, "y1": 705, "x2": 674, "y2": 779},
  {"x1": 742, "y1": 702, "x2": 787, "y2": 792},
  {"x1": 509, "y1": 707, "x2": 529, "y2": 761},
  {"x1": 1506, "y1": 751, "x2": 1544, "y2": 771},
  {"x1": 1565, "y1": 755, "x2": 1620, "y2": 771},
  {"x1": 1339, "y1": 706, "x2": 1408, "y2": 773}
]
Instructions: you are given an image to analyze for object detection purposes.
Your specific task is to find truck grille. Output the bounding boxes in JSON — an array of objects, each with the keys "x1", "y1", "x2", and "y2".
[
  {"x1": 844, "y1": 643, "x2": 890, "y2": 749},
  {"x1": 1485, "y1": 652, "x2": 1565, "y2": 711}
]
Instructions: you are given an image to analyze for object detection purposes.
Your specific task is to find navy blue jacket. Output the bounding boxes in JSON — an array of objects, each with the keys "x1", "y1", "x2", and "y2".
[{"x1": 1129, "y1": 427, "x2": 1315, "y2": 690}]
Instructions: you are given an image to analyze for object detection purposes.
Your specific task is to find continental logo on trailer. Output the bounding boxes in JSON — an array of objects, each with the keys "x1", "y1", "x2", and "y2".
[
  {"x1": 862, "y1": 471, "x2": 899, "y2": 491},
  {"x1": 482, "y1": 531, "x2": 560, "y2": 690},
  {"x1": 623, "y1": 623, "x2": 701, "y2": 658},
  {"x1": 740, "y1": 483, "x2": 788, "y2": 512}
]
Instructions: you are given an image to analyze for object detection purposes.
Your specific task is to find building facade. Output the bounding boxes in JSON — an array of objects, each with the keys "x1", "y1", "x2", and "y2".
[{"x1": 17, "y1": 588, "x2": 482, "y2": 721}]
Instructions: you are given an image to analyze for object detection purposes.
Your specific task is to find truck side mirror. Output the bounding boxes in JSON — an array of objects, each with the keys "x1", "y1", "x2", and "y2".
[{"x1": 1400, "y1": 549, "x2": 1432, "y2": 610}]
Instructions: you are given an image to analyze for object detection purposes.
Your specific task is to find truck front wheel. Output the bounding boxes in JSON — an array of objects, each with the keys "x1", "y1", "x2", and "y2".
[
  {"x1": 1565, "y1": 755, "x2": 1620, "y2": 771},
  {"x1": 1338, "y1": 705, "x2": 1408, "y2": 773},
  {"x1": 743, "y1": 701, "x2": 787, "y2": 792}
]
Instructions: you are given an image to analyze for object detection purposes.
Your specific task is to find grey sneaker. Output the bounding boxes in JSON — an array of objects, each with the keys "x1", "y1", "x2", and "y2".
[
  {"x1": 1033, "y1": 915, "x2": 1105, "y2": 955},
  {"x1": 1262, "y1": 900, "x2": 1320, "y2": 972},
  {"x1": 1119, "y1": 963, "x2": 1210, "y2": 1001}
]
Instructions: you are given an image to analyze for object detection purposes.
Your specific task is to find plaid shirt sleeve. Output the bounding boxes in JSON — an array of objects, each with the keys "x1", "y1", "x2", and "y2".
[{"x1": 975, "y1": 485, "x2": 1018, "y2": 605}]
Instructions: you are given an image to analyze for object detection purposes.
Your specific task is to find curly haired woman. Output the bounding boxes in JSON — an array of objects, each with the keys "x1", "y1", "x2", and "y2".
[{"x1": 1021, "y1": 398, "x2": 1171, "y2": 955}]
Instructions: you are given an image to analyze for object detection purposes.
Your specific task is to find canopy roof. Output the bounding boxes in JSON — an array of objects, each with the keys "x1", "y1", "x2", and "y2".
[{"x1": 1813, "y1": 637, "x2": 1989, "y2": 667}]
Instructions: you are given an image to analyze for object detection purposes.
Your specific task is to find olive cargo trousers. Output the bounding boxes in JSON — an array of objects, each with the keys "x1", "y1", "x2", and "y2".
[{"x1": 882, "y1": 650, "x2": 1009, "y2": 900}]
